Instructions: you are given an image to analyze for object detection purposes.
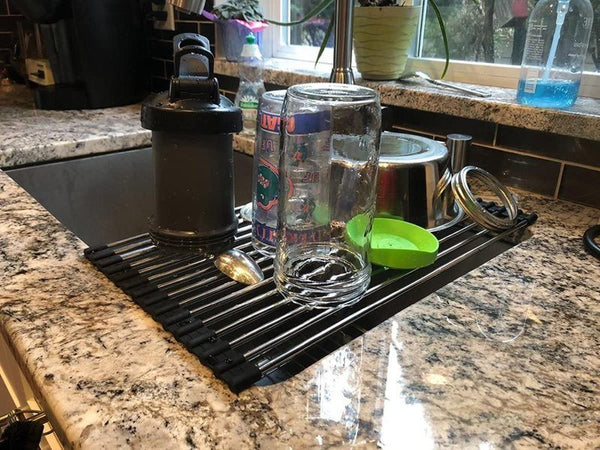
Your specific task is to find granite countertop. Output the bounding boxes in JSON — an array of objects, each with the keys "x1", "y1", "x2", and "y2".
[
  {"x1": 215, "y1": 59, "x2": 600, "y2": 141},
  {"x1": 0, "y1": 161, "x2": 599, "y2": 448},
  {"x1": 0, "y1": 84, "x2": 151, "y2": 168}
]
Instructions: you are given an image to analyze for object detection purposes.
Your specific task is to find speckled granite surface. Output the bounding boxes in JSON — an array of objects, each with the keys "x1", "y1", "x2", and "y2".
[
  {"x1": 0, "y1": 84, "x2": 151, "y2": 168},
  {"x1": 215, "y1": 59, "x2": 600, "y2": 141},
  {"x1": 1, "y1": 164, "x2": 599, "y2": 448}
]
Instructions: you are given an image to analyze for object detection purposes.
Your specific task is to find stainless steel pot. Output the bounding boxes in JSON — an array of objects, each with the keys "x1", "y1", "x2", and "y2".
[{"x1": 376, "y1": 132, "x2": 462, "y2": 230}]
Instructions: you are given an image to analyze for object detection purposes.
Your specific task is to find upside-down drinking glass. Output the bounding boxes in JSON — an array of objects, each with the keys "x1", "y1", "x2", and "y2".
[{"x1": 274, "y1": 83, "x2": 381, "y2": 308}]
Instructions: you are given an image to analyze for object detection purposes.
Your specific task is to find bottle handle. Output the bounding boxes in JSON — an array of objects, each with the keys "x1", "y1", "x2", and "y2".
[
  {"x1": 169, "y1": 33, "x2": 219, "y2": 103},
  {"x1": 173, "y1": 45, "x2": 214, "y2": 79},
  {"x1": 172, "y1": 33, "x2": 211, "y2": 54}
]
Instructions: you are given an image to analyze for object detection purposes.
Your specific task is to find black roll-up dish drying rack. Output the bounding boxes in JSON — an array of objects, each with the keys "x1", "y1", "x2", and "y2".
[{"x1": 85, "y1": 202, "x2": 537, "y2": 393}]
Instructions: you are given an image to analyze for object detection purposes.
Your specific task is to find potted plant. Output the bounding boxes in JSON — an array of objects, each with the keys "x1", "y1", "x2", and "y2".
[
  {"x1": 354, "y1": 0, "x2": 422, "y2": 80},
  {"x1": 271, "y1": 0, "x2": 449, "y2": 80},
  {"x1": 206, "y1": 0, "x2": 268, "y2": 62}
]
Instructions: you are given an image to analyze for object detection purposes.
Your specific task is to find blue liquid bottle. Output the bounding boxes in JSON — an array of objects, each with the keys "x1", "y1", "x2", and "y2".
[{"x1": 517, "y1": 0, "x2": 593, "y2": 109}]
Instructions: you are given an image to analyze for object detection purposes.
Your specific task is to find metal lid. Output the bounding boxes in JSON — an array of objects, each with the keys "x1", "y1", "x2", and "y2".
[
  {"x1": 379, "y1": 131, "x2": 448, "y2": 167},
  {"x1": 141, "y1": 33, "x2": 242, "y2": 134}
]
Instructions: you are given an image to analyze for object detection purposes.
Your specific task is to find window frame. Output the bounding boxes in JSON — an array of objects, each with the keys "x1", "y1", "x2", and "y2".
[
  {"x1": 263, "y1": 0, "x2": 600, "y2": 99},
  {"x1": 263, "y1": 0, "x2": 335, "y2": 63}
]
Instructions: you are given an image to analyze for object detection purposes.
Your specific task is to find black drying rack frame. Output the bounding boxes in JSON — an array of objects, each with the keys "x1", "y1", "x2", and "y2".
[{"x1": 85, "y1": 202, "x2": 537, "y2": 393}]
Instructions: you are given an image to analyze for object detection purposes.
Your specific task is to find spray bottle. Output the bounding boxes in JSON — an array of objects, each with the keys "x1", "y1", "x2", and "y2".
[{"x1": 517, "y1": 0, "x2": 593, "y2": 108}]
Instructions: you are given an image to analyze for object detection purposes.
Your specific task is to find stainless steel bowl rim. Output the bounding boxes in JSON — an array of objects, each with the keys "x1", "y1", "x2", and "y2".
[{"x1": 379, "y1": 132, "x2": 448, "y2": 166}]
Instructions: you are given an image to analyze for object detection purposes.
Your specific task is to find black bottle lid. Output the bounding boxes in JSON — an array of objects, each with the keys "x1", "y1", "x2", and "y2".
[{"x1": 141, "y1": 33, "x2": 242, "y2": 134}]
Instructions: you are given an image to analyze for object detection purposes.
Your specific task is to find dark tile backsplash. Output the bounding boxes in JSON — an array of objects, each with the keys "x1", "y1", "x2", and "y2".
[
  {"x1": 381, "y1": 105, "x2": 599, "y2": 207},
  {"x1": 0, "y1": 1, "x2": 21, "y2": 65},
  {"x1": 467, "y1": 145, "x2": 562, "y2": 197},
  {"x1": 558, "y1": 166, "x2": 600, "y2": 209},
  {"x1": 390, "y1": 106, "x2": 497, "y2": 144},
  {"x1": 147, "y1": 1, "x2": 215, "y2": 96},
  {"x1": 496, "y1": 125, "x2": 600, "y2": 168}
]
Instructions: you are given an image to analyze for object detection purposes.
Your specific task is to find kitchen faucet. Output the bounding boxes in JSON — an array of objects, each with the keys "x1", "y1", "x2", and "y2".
[{"x1": 329, "y1": 0, "x2": 355, "y2": 84}]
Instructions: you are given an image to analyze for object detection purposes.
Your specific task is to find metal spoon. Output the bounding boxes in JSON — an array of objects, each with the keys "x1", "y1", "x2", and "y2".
[
  {"x1": 214, "y1": 249, "x2": 265, "y2": 285},
  {"x1": 399, "y1": 71, "x2": 491, "y2": 98}
]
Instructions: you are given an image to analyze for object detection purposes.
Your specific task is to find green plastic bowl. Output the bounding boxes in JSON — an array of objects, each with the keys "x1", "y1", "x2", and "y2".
[{"x1": 347, "y1": 216, "x2": 439, "y2": 269}]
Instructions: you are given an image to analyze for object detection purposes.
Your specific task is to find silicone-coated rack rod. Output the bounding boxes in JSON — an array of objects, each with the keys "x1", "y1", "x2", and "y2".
[
  {"x1": 172, "y1": 264, "x2": 274, "y2": 312},
  {"x1": 153, "y1": 247, "x2": 261, "y2": 292},
  {"x1": 201, "y1": 288, "x2": 283, "y2": 327},
  {"x1": 128, "y1": 253, "x2": 202, "y2": 279},
  {"x1": 213, "y1": 296, "x2": 291, "y2": 335},
  {"x1": 160, "y1": 278, "x2": 281, "y2": 329},
  {"x1": 166, "y1": 256, "x2": 271, "y2": 300},
  {"x1": 127, "y1": 232, "x2": 254, "y2": 286},
  {"x1": 84, "y1": 233, "x2": 150, "y2": 256}
]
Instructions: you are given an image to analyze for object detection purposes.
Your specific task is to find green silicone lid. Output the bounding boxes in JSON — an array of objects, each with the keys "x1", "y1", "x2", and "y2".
[
  {"x1": 347, "y1": 216, "x2": 439, "y2": 269},
  {"x1": 245, "y1": 34, "x2": 256, "y2": 44}
]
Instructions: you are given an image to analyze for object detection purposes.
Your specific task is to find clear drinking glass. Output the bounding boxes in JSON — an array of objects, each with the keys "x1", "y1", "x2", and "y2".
[{"x1": 274, "y1": 83, "x2": 381, "y2": 308}]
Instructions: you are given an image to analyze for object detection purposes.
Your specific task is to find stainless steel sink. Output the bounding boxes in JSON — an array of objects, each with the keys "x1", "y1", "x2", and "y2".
[{"x1": 5, "y1": 148, "x2": 253, "y2": 246}]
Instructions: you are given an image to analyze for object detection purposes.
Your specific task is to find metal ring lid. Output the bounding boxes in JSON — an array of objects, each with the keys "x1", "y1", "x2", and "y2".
[{"x1": 451, "y1": 166, "x2": 518, "y2": 231}]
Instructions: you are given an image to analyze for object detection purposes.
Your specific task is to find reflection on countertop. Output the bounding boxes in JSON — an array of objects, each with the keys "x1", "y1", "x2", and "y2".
[{"x1": 0, "y1": 164, "x2": 598, "y2": 448}]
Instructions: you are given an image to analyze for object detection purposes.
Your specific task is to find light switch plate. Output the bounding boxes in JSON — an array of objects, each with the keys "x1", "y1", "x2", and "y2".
[
  {"x1": 153, "y1": 2, "x2": 176, "y2": 31},
  {"x1": 25, "y1": 58, "x2": 55, "y2": 86}
]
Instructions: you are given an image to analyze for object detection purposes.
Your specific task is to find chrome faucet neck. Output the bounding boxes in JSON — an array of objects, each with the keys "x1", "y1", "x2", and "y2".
[{"x1": 329, "y1": 0, "x2": 355, "y2": 84}]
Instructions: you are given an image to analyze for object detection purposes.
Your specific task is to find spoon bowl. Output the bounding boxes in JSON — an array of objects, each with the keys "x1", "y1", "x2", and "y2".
[{"x1": 214, "y1": 249, "x2": 264, "y2": 285}]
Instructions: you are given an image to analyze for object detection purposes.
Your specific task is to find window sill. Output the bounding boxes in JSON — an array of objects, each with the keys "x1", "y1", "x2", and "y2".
[{"x1": 215, "y1": 58, "x2": 600, "y2": 142}]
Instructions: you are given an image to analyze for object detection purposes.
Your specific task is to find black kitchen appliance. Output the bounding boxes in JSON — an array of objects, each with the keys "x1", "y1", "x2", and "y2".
[{"x1": 12, "y1": 0, "x2": 147, "y2": 110}]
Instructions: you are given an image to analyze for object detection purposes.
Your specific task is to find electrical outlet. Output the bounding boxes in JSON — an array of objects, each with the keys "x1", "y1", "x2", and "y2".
[{"x1": 152, "y1": 2, "x2": 176, "y2": 31}]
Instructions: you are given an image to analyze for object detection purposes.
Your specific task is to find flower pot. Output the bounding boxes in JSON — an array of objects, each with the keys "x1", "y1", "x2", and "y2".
[
  {"x1": 217, "y1": 20, "x2": 264, "y2": 62},
  {"x1": 353, "y1": 6, "x2": 421, "y2": 80}
]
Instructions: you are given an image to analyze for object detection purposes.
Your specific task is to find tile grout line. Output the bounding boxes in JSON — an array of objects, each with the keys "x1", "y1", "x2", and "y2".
[
  {"x1": 553, "y1": 163, "x2": 565, "y2": 200},
  {"x1": 466, "y1": 140, "x2": 600, "y2": 172},
  {"x1": 492, "y1": 124, "x2": 498, "y2": 146},
  {"x1": 390, "y1": 124, "x2": 600, "y2": 173}
]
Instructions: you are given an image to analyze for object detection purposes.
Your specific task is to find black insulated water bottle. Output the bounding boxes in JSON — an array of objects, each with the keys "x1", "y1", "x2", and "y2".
[{"x1": 141, "y1": 34, "x2": 242, "y2": 255}]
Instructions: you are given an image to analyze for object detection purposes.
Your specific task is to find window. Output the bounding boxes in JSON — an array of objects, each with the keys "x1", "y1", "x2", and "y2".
[
  {"x1": 417, "y1": 0, "x2": 598, "y2": 72},
  {"x1": 264, "y1": 0, "x2": 600, "y2": 97},
  {"x1": 264, "y1": 0, "x2": 335, "y2": 62}
]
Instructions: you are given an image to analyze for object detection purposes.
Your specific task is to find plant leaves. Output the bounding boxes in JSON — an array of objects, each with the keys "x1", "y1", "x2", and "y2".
[
  {"x1": 213, "y1": 0, "x2": 265, "y2": 22},
  {"x1": 315, "y1": 15, "x2": 334, "y2": 65},
  {"x1": 427, "y1": 0, "x2": 449, "y2": 78},
  {"x1": 267, "y1": 0, "x2": 334, "y2": 26}
]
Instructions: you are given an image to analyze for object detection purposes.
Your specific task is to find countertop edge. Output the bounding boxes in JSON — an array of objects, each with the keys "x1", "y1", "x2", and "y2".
[{"x1": 214, "y1": 59, "x2": 600, "y2": 141}]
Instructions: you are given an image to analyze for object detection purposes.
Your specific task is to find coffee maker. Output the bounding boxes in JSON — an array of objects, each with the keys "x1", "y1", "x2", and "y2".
[{"x1": 12, "y1": 0, "x2": 147, "y2": 110}]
